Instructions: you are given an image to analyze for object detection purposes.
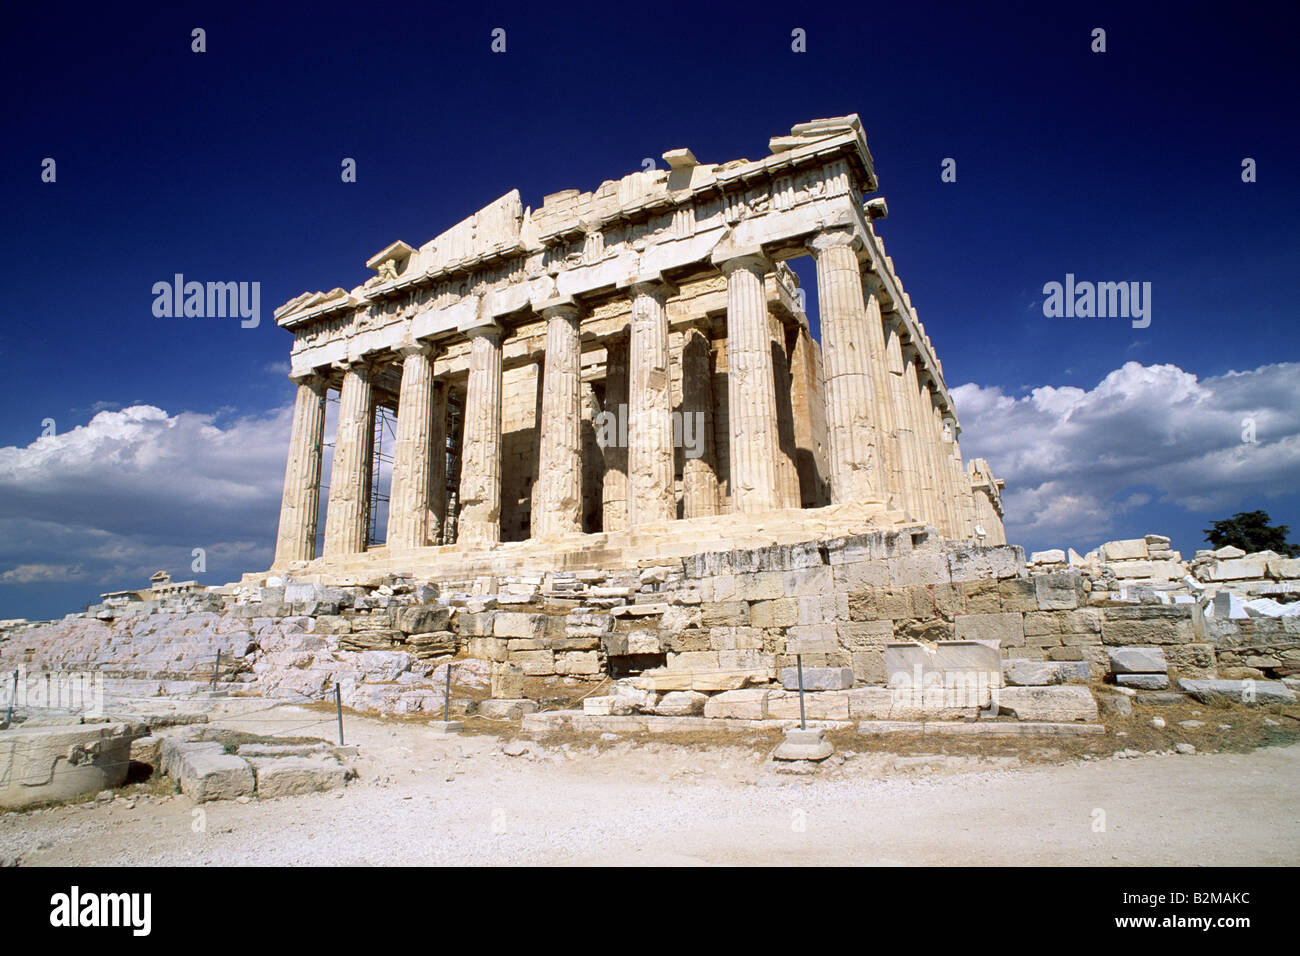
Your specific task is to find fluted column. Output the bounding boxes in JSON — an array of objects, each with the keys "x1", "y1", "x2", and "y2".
[
  {"x1": 458, "y1": 323, "x2": 503, "y2": 547},
  {"x1": 273, "y1": 373, "x2": 328, "y2": 566},
  {"x1": 386, "y1": 343, "x2": 435, "y2": 550},
  {"x1": 536, "y1": 303, "x2": 583, "y2": 537},
  {"x1": 884, "y1": 321, "x2": 923, "y2": 521},
  {"x1": 929, "y1": 397, "x2": 956, "y2": 537},
  {"x1": 680, "y1": 324, "x2": 718, "y2": 518},
  {"x1": 428, "y1": 379, "x2": 448, "y2": 544},
  {"x1": 626, "y1": 280, "x2": 675, "y2": 528},
  {"x1": 903, "y1": 350, "x2": 939, "y2": 530},
  {"x1": 769, "y1": 311, "x2": 801, "y2": 509},
  {"x1": 601, "y1": 334, "x2": 629, "y2": 532},
  {"x1": 715, "y1": 250, "x2": 782, "y2": 513},
  {"x1": 948, "y1": 427, "x2": 975, "y2": 540},
  {"x1": 861, "y1": 273, "x2": 901, "y2": 511},
  {"x1": 323, "y1": 361, "x2": 374, "y2": 557},
  {"x1": 808, "y1": 229, "x2": 882, "y2": 504},
  {"x1": 936, "y1": 403, "x2": 963, "y2": 538}
]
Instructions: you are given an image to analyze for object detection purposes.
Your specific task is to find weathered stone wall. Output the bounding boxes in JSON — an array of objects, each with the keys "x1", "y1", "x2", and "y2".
[{"x1": 12, "y1": 530, "x2": 1293, "y2": 722}]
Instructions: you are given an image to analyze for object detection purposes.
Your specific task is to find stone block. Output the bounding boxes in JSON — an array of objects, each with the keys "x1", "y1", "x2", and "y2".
[
  {"x1": 779, "y1": 666, "x2": 853, "y2": 691},
  {"x1": 1107, "y1": 646, "x2": 1168, "y2": 674},
  {"x1": 1100, "y1": 606, "x2": 1194, "y2": 645},
  {"x1": 996, "y1": 686, "x2": 1098, "y2": 722},
  {"x1": 954, "y1": 612, "x2": 1023, "y2": 646},
  {"x1": 700, "y1": 602, "x2": 749, "y2": 627},
  {"x1": 1178, "y1": 678, "x2": 1296, "y2": 705},
  {"x1": 772, "y1": 727, "x2": 833, "y2": 761},
  {"x1": 733, "y1": 571, "x2": 785, "y2": 601},
  {"x1": 509, "y1": 649, "x2": 556, "y2": 675},
  {"x1": 1003, "y1": 659, "x2": 1067, "y2": 686},
  {"x1": 1270, "y1": 557, "x2": 1300, "y2": 579},
  {"x1": 179, "y1": 751, "x2": 255, "y2": 803},
  {"x1": 493, "y1": 612, "x2": 548, "y2": 639},
  {"x1": 668, "y1": 650, "x2": 721, "y2": 669},
  {"x1": 395, "y1": 605, "x2": 450, "y2": 634},
  {"x1": 750, "y1": 598, "x2": 798, "y2": 628},
  {"x1": 0, "y1": 722, "x2": 137, "y2": 810},
  {"x1": 998, "y1": 578, "x2": 1039, "y2": 613},
  {"x1": 465, "y1": 636, "x2": 509, "y2": 662},
  {"x1": 478, "y1": 698, "x2": 539, "y2": 720},
  {"x1": 652, "y1": 690, "x2": 707, "y2": 716},
  {"x1": 1031, "y1": 549, "x2": 1066, "y2": 564},
  {"x1": 457, "y1": 611, "x2": 496, "y2": 636},
  {"x1": 555, "y1": 651, "x2": 601, "y2": 676},
  {"x1": 248, "y1": 756, "x2": 347, "y2": 799},
  {"x1": 703, "y1": 688, "x2": 768, "y2": 719},
  {"x1": 766, "y1": 689, "x2": 850, "y2": 721},
  {"x1": 1102, "y1": 539, "x2": 1149, "y2": 561},
  {"x1": 1207, "y1": 558, "x2": 1267, "y2": 581},
  {"x1": 796, "y1": 593, "x2": 848, "y2": 626},
  {"x1": 1034, "y1": 572, "x2": 1082, "y2": 610},
  {"x1": 1116, "y1": 673, "x2": 1169, "y2": 690},
  {"x1": 490, "y1": 663, "x2": 525, "y2": 699},
  {"x1": 963, "y1": 579, "x2": 1002, "y2": 613}
]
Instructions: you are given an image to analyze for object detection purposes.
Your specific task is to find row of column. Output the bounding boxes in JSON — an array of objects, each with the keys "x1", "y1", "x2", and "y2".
[
  {"x1": 273, "y1": 228, "x2": 976, "y2": 565},
  {"x1": 809, "y1": 226, "x2": 974, "y2": 538}
]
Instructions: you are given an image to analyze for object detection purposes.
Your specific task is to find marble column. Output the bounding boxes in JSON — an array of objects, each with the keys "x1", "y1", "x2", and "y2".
[
  {"x1": 884, "y1": 321, "x2": 923, "y2": 521},
  {"x1": 903, "y1": 350, "x2": 939, "y2": 531},
  {"x1": 861, "y1": 272, "x2": 901, "y2": 511},
  {"x1": 273, "y1": 373, "x2": 327, "y2": 566},
  {"x1": 386, "y1": 343, "x2": 435, "y2": 551},
  {"x1": 808, "y1": 229, "x2": 882, "y2": 504},
  {"x1": 428, "y1": 379, "x2": 448, "y2": 544},
  {"x1": 930, "y1": 397, "x2": 957, "y2": 538},
  {"x1": 769, "y1": 311, "x2": 801, "y2": 509},
  {"x1": 627, "y1": 280, "x2": 675, "y2": 528},
  {"x1": 680, "y1": 324, "x2": 718, "y2": 518},
  {"x1": 458, "y1": 323, "x2": 503, "y2": 547},
  {"x1": 536, "y1": 303, "x2": 583, "y2": 537},
  {"x1": 947, "y1": 426, "x2": 975, "y2": 540},
  {"x1": 323, "y1": 361, "x2": 374, "y2": 557},
  {"x1": 601, "y1": 334, "x2": 629, "y2": 532},
  {"x1": 716, "y1": 251, "x2": 782, "y2": 513}
]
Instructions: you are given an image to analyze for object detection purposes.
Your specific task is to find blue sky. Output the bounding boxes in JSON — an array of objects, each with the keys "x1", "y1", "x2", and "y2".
[{"x1": 2, "y1": 1, "x2": 1298, "y2": 619}]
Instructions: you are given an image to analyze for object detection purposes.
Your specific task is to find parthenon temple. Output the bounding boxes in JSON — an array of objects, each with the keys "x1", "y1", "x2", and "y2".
[{"x1": 270, "y1": 114, "x2": 1005, "y2": 578}]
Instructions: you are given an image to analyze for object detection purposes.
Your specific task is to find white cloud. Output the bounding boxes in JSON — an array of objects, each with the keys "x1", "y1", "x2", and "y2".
[
  {"x1": 1, "y1": 563, "x2": 86, "y2": 584},
  {"x1": 0, "y1": 404, "x2": 296, "y2": 612},
  {"x1": 953, "y1": 361, "x2": 1300, "y2": 546}
]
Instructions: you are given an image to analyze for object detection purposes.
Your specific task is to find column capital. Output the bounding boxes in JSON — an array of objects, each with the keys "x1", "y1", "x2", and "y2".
[
  {"x1": 618, "y1": 271, "x2": 677, "y2": 301},
  {"x1": 289, "y1": 367, "x2": 328, "y2": 387},
  {"x1": 330, "y1": 357, "x2": 377, "y2": 376},
  {"x1": 397, "y1": 339, "x2": 436, "y2": 359},
  {"x1": 458, "y1": 317, "x2": 503, "y2": 341},
  {"x1": 538, "y1": 298, "x2": 582, "y2": 322},
  {"x1": 806, "y1": 226, "x2": 864, "y2": 257},
  {"x1": 710, "y1": 245, "x2": 770, "y2": 276}
]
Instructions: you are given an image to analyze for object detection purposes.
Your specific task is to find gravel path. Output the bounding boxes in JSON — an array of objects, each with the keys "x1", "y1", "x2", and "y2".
[{"x1": 4, "y1": 706, "x2": 1298, "y2": 866}]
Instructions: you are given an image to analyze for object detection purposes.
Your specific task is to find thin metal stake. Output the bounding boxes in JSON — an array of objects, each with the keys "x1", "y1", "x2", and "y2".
[
  {"x1": 5, "y1": 670, "x2": 17, "y2": 724},
  {"x1": 211, "y1": 649, "x2": 221, "y2": 691},
  {"x1": 796, "y1": 654, "x2": 807, "y2": 731},
  {"x1": 443, "y1": 665, "x2": 452, "y2": 723},
  {"x1": 335, "y1": 684, "x2": 345, "y2": 746}
]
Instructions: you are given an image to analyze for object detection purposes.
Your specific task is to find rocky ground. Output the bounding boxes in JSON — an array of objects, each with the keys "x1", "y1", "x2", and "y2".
[{"x1": 2, "y1": 702, "x2": 1298, "y2": 866}]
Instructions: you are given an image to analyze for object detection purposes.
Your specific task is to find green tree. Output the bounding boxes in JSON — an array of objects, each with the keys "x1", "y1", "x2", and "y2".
[{"x1": 1203, "y1": 510, "x2": 1300, "y2": 557}]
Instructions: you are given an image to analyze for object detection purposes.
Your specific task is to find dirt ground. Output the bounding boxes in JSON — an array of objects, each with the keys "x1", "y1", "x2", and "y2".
[{"x1": 3, "y1": 693, "x2": 1299, "y2": 867}]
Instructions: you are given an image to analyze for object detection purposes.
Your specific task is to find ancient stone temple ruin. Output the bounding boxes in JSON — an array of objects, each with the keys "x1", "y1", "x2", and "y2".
[{"x1": 270, "y1": 114, "x2": 1006, "y2": 579}]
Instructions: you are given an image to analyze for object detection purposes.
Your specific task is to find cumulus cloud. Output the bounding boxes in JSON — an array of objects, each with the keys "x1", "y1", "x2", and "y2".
[
  {"x1": 0, "y1": 404, "x2": 299, "y2": 616},
  {"x1": 1, "y1": 563, "x2": 86, "y2": 584},
  {"x1": 953, "y1": 361, "x2": 1300, "y2": 546}
]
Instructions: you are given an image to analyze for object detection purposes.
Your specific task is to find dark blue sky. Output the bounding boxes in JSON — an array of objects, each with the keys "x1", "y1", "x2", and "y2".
[{"x1": 2, "y1": 1, "x2": 1298, "y2": 618}]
